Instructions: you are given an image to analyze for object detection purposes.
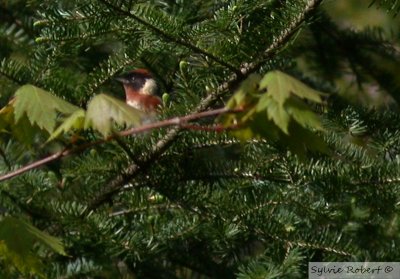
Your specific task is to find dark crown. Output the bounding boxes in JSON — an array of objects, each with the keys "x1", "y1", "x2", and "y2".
[{"x1": 115, "y1": 68, "x2": 152, "y2": 84}]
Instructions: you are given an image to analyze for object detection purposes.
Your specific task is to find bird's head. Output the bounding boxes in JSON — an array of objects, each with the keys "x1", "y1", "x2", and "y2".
[
  {"x1": 115, "y1": 69, "x2": 161, "y2": 112},
  {"x1": 115, "y1": 68, "x2": 158, "y2": 96}
]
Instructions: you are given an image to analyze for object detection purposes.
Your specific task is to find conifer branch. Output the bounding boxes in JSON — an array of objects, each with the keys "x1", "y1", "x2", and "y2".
[
  {"x1": 97, "y1": 0, "x2": 242, "y2": 76},
  {"x1": 109, "y1": 204, "x2": 182, "y2": 217},
  {"x1": 88, "y1": 0, "x2": 324, "y2": 210},
  {"x1": 0, "y1": 69, "x2": 25, "y2": 85},
  {"x1": 265, "y1": 231, "x2": 353, "y2": 256},
  {"x1": 250, "y1": 0, "x2": 323, "y2": 72},
  {"x1": 0, "y1": 146, "x2": 11, "y2": 170}
]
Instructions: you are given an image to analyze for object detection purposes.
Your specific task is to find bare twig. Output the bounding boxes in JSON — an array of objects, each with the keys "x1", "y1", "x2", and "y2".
[{"x1": 0, "y1": 107, "x2": 240, "y2": 182}]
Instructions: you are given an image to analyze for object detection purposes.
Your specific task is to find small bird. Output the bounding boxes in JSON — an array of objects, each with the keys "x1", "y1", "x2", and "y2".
[{"x1": 115, "y1": 68, "x2": 162, "y2": 112}]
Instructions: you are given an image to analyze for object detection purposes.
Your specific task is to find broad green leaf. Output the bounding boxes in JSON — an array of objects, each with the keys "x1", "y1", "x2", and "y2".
[
  {"x1": 248, "y1": 112, "x2": 281, "y2": 141},
  {"x1": 282, "y1": 122, "x2": 329, "y2": 157},
  {"x1": 0, "y1": 241, "x2": 43, "y2": 277},
  {"x1": 85, "y1": 93, "x2": 143, "y2": 137},
  {"x1": 226, "y1": 73, "x2": 261, "y2": 109},
  {"x1": 0, "y1": 103, "x2": 14, "y2": 132},
  {"x1": 11, "y1": 114, "x2": 39, "y2": 145},
  {"x1": 230, "y1": 126, "x2": 256, "y2": 141},
  {"x1": 0, "y1": 101, "x2": 41, "y2": 145},
  {"x1": 48, "y1": 109, "x2": 86, "y2": 141},
  {"x1": 220, "y1": 71, "x2": 328, "y2": 157},
  {"x1": 264, "y1": 97, "x2": 290, "y2": 134},
  {"x1": 285, "y1": 97, "x2": 323, "y2": 130},
  {"x1": 259, "y1": 71, "x2": 323, "y2": 105},
  {"x1": 0, "y1": 217, "x2": 66, "y2": 255},
  {"x1": 0, "y1": 217, "x2": 66, "y2": 276},
  {"x1": 13, "y1": 85, "x2": 80, "y2": 133},
  {"x1": 23, "y1": 221, "x2": 66, "y2": 255}
]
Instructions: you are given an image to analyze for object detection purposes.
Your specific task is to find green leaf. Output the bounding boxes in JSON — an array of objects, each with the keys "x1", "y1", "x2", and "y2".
[
  {"x1": 0, "y1": 241, "x2": 43, "y2": 277},
  {"x1": 11, "y1": 114, "x2": 39, "y2": 145},
  {"x1": 85, "y1": 93, "x2": 143, "y2": 137},
  {"x1": 226, "y1": 73, "x2": 261, "y2": 109},
  {"x1": 282, "y1": 122, "x2": 329, "y2": 158},
  {"x1": 220, "y1": 71, "x2": 328, "y2": 157},
  {"x1": 13, "y1": 85, "x2": 80, "y2": 133},
  {"x1": 0, "y1": 217, "x2": 66, "y2": 276},
  {"x1": 0, "y1": 101, "x2": 42, "y2": 145},
  {"x1": 261, "y1": 96, "x2": 291, "y2": 134},
  {"x1": 269, "y1": 105, "x2": 290, "y2": 134},
  {"x1": 259, "y1": 71, "x2": 324, "y2": 105},
  {"x1": 48, "y1": 109, "x2": 86, "y2": 142},
  {"x1": 285, "y1": 97, "x2": 323, "y2": 130},
  {"x1": 0, "y1": 103, "x2": 14, "y2": 133}
]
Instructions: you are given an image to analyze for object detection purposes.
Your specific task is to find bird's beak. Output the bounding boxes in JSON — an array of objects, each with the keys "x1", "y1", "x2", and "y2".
[{"x1": 114, "y1": 75, "x2": 128, "y2": 83}]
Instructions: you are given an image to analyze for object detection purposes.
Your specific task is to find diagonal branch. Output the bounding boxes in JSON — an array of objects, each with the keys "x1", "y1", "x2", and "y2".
[
  {"x1": 87, "y1": 0, "x2": 324, "y2": 211},
  {"x1": 0, "y1": 107, "x2": 240, "y2": 182},
  {"x1": 97, "y1": 0, "x2": 242, "y2": 76}
]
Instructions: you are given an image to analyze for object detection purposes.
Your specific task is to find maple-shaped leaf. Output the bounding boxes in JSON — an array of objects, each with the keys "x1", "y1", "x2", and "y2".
[
  {"x1": 0, "y1": 217, "x2": 66, "y2": 276},
  {"x1": 0, "y1": 102, "x2": 14, "y2": 132},
  {"x1": 259, "y1": 70, "x2": 324, "y2": 105},
  {"x1": 284, "y1": 97, "x2": 323, "y2": 131},
  {"x1": 84, "y1": 93, "x2": 143, "y2": 137},
  {"x1": 13, "y1": 85, "x2": 80, "y2": 133},
  {"x1": 0, "y1": 100, "x2": 44, "y2": 145},
  {"x1": 48, "y1": 109, "x2": 86, "y2": 142},
  {"x1": 256, "y1": 71, "x2": 324, "y2": 134},
  {"x1": 219, "y1": 71, "x2": 328, "y2": 157},
  {"x1": 225, "y1": 73, "x2": 261, "y2": 110}
]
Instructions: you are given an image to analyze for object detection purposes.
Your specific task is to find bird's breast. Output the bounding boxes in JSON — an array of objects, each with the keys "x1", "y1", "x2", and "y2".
[{"x1": 126, "y1": 93, "x2": 162, "y2": 112}]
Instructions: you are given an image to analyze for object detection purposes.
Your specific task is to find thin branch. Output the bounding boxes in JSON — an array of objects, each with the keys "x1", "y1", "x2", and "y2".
[
  {"x1": 264, "y1": 230, "x2": 353, "y2": 256},
  {"x1": 0, "y1": 107, "x2": 240, "y2": 182},
  {"x1": 249, "y1": 0, "x2": 323, "y2": 72},
  {"x1": 87, "y1": 0, "x2": 324, "y2": 211},
  {"x1": 109, "y1": 204, "x2": 182, "y2": 217},
  {"x1": 0, "y1": 147, "x2": 69, "y2": 182},
  {"x1": 182, "y1": 173, "x2": 289, "y2": 184},
  {"x1": 97, "y1": 0, "x2": 242, "y2": 76}
]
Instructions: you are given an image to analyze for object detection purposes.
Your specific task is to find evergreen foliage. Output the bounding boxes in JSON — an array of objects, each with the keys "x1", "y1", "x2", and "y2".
[{"x1": 1, "y1": 0, "x2": 400, "y2": 278}]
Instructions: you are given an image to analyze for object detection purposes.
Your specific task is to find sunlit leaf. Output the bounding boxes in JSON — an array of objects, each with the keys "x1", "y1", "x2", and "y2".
[
  {"x1": 220, "y1": 71, "x2": 328, "y2": 157},
  {"x1": 48, "y1": 109, "x2": 86, "y2": 141},
  {"x1": 259, "y1": 71, "x2": 323, "y2": 105},
  {"x1": 226, "y1": 73, "x2": 261, "y2": 109},
  {"x1": 84, "y1": 93, "x2": 143, "y2": 137},
  {"x1": 264, "y1": 97, "x2": 291, "y2": 134},
  {"x1": 13, "y1": 85, "x2": 80, "y2": 133}
]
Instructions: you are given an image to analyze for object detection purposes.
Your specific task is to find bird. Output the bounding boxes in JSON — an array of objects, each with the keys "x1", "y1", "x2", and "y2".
[{"x1": 115, "y1": 68, "x2": 162, "y2": 112}]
